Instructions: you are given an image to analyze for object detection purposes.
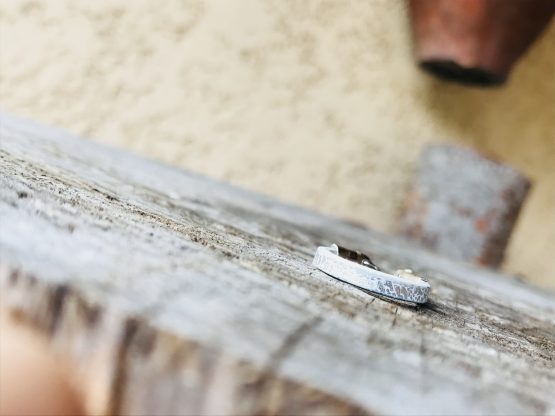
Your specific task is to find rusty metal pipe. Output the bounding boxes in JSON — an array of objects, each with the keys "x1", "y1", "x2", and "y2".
[
  {"x1": 398, "y1": 144, "x2": 531, "y2": 268},
  {"x1": 409, "y1": 0, "x2": 555, "y2": 86}
]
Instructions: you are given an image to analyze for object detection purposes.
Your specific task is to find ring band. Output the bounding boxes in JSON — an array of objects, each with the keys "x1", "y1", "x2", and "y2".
[{"x1": 312, "y1": 244, "x2": 430, "y2": 304}]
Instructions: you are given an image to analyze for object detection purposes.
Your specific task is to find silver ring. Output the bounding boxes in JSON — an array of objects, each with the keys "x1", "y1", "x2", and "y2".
[{"x1": 312, "y1": 244, "x2": 430, "y2": 304}]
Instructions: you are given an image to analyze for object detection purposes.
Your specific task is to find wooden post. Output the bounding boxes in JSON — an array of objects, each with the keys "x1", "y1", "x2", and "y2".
[{"x1": 0, "y1": 113, "x2": 554, "y2": 415}]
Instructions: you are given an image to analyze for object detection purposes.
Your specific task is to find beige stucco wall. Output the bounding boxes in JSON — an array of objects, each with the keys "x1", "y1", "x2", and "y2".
[{"x1": 1, "y1": 0, "x2": 554, "y2": 288}]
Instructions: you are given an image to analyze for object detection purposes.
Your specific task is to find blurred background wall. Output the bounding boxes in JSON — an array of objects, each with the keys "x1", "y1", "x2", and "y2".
[{"x1": 1, "y1": 0, "x2": 554, "y2": 288}]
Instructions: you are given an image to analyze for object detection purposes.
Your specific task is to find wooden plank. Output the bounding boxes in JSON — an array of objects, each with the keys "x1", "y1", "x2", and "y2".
[{"x1": 0, "y1": 112, "x2": 554, "y2": 415}]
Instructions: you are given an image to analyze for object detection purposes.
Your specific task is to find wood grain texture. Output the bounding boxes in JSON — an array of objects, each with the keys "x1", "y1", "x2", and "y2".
[{"x1": 0, "y1": 113, "x2": 554, "y2": 415}]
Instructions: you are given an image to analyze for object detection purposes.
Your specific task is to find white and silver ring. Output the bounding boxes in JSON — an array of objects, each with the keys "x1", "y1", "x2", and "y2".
[{"x1": 312, "y1": 244, "x2": 430, "y2": 304}]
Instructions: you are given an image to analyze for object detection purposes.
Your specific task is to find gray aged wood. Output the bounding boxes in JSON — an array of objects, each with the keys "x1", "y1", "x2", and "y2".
[{"x1": 0, "y1": 113, "x2": 554, "y2": 415}]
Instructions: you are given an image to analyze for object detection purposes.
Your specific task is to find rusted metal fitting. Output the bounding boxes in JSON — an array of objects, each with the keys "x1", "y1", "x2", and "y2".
[
  {"x1": 409, "y1": 0, "x2": 555, "y2": 86},
  {"x1": 398, "y1": 144, "x2": 531, "y2": 268}
]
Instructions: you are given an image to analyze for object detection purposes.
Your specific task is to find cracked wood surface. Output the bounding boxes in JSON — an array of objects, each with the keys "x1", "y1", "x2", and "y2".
[{"x1": 0, "y1": 112, "x2": 554, "y2": 415}]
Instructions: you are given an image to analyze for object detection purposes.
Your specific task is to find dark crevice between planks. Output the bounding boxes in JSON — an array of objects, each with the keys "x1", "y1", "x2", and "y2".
[{"x1": 107, "y1": 317, "x2": 141, "y2": 415}]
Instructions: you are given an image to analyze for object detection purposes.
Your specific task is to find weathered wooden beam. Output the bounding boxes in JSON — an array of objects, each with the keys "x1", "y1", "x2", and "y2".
[{"x1": 0, "y1": 113, "x2": 554, "y2": 415}]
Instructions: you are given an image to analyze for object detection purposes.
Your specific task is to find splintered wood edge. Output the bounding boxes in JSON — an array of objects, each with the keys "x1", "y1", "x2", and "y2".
[{"x1": 0, "y1": 265, "x2": 367, "y2": 416}]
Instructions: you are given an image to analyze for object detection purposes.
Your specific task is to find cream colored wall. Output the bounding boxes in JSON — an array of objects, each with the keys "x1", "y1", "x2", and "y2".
[{"x1": 1, "y1": 0, "x2": 554, "y2": 288}]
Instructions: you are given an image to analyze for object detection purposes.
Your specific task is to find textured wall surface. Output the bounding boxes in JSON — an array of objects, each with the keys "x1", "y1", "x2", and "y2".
[{"x1": 1, "y1": 0, "x2": 554, "y2": 288}]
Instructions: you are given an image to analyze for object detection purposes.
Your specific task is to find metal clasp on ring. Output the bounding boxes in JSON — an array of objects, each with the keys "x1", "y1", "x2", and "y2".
[{"x1": 336, "y1": 245, "x2": 381, "y2": 271}]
